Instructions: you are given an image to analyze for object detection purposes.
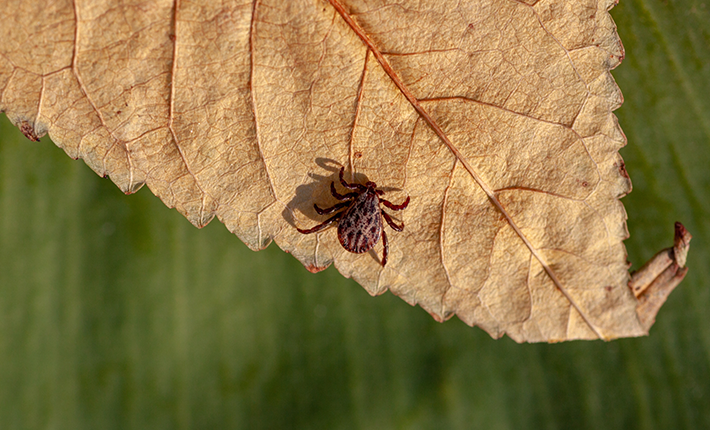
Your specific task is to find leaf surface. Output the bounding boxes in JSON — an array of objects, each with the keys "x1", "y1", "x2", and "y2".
[{"x1": 0, "y1": 0, "x2": 663, "y2": 341}]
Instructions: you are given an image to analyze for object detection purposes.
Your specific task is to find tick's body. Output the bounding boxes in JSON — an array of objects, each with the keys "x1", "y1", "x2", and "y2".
[
  {"x1": 338, "y1": 189, "x2": 382, "y2": 254},
  {"x1": 297, "y1": 167, "x2": 410, "y2": 266}
]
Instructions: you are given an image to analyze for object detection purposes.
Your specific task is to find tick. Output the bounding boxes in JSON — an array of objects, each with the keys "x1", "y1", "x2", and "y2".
[{"x1": 297, "y1": 167, "x2": 410, "y2": 266}]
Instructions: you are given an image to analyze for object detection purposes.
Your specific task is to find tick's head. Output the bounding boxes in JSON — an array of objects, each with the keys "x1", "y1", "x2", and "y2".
[{"x1": 365, "y1": 181, "x2": 377, "y2": 190}]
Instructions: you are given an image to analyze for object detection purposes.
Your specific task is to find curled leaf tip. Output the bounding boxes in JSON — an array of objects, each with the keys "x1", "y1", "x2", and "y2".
[{"x1": 631, "y1": 223, "x2": 691, "y2": 332}]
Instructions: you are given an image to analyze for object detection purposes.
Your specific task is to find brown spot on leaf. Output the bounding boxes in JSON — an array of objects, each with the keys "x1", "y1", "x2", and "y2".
[
  {"x1": 618, "y1": 161, "x2": 629, "y2": 178},
  {"x1": 305, "y1": 264, "x2": 328, "y2": 274},
  {"x1": 19, "y1": 121, "x2": 39, "y2": 141}
]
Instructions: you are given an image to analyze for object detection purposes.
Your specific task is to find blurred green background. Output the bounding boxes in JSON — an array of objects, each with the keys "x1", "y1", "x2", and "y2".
[{"x1": 1, "y1": 0, "x2": 709, "y2": 428}]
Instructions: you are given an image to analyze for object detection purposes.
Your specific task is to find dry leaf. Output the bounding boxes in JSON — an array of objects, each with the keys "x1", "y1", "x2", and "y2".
[{"x1": 0, "y1": 0, "x2": 689, "y2": 342}]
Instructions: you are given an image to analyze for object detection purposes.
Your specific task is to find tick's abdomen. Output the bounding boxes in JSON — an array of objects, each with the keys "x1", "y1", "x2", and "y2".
[{"x1": 338, "y1": 190, "x2": 382, "y2": 254}]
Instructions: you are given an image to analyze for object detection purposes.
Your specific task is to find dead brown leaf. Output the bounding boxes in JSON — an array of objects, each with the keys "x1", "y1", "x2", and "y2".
[{"x1": 0, "y1": 0, "x2": 688, "y2": 342}]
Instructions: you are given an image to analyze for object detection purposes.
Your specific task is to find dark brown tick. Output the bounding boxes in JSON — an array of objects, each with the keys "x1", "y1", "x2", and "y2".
[{"x1": 297, "y1": 167, "x2": 410, "y2": 266}]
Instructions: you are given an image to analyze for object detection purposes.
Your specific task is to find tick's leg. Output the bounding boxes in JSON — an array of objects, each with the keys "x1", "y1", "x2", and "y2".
[
  {"x1": 330, "y1": 182, "x2": 358, "y2": 201},
  {"x1": 314, "y1": 201, "x2": 349, "y2": 215},
  {"x1": 380, "y1": 196, "x2": 410, "y2": 211},
  {"x1": 339, "y1": 166, "x2": 367, "y2": 192},
  {"x1": 296, "y1": 212, "x2": 343, "y2": 234},
  {"x1": 381, "y1": 230, "x2": 389, "y2": 266},
  {"x1": 382, "y1": 211, "x2": 404, "y2": 232}
]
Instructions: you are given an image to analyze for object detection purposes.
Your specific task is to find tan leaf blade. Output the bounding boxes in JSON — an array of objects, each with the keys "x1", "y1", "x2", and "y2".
[{"x1": 0, "y1": 0, "x2": 686, "y2": 342}]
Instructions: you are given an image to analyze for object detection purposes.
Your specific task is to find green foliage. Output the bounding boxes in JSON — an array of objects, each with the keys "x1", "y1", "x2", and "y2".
[{"x1": 1, "y1": 0, "x2": 709, "y2": 428}]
